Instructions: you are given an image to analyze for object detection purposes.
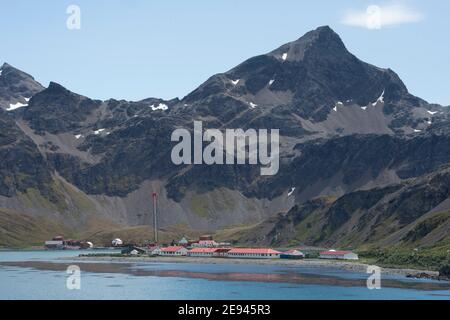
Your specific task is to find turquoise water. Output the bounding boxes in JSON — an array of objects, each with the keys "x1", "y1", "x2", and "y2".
[{"x1": 1, "y1": 250, "x2": 449, "y2": 300}]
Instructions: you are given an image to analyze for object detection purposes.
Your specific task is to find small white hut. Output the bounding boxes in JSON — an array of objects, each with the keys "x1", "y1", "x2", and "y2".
[{"x1": 112, "y1": 238, "x2": 123, "y2": 247}]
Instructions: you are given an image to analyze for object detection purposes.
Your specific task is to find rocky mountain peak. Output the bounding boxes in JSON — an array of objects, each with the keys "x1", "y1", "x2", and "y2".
[
  {"x1": 1, "y1": 62, "x2": 11, "y2": 70},
  {"x1": 269, "y1": 25, "x2": 348, "y2": 62},
  {"x1": 46, "y1": 81, "x2": 72, "y2": 94},
  {"x1": 1, "y1": 62, "x2": 17, "y2": 72},
  {"x1": 184, "y1": 26, "x2": 414, "y2": 123},
  {"x1": 0, "y1": 63, "x2": 44, "y2": 110},
  {"x1": 0, "y1": 63, "x2": 42, "y2": 84},
  {"x1": 305, "y1": 25, "x2": 346, "y2": 45},
  {"x1": 24, "y1": 81, "x2": 102, "y2": 134}
]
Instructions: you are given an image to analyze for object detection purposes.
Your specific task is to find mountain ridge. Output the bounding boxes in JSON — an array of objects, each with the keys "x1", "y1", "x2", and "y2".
[{"x1": 1, "y1": 26, "x2": 449, "y2": 248}]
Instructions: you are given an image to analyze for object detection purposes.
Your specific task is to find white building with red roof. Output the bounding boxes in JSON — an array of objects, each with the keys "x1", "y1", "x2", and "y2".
[
  {"x1": 226, "y1": 248, "x2": 281, "y2": 259},
  {"x1": 319, "y1": 250, "x2": 358, "y2": 260},
  {"x1": 159, "y1": 246, "x2": 188, "y2": 256}
]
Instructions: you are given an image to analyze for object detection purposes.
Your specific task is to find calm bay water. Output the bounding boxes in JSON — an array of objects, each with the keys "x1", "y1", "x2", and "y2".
[{"x1": 0, "y1": 250, "x2": 449, "y2": 300}]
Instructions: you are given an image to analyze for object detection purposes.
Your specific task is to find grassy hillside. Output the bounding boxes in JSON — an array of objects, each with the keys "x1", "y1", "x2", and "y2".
[
  {"x1": 0, "y1": 208, "x2": 74, "y2": 248},
  {"x1": 81, "y1": 224, "x2": 207, "y2": 247},
  {"x1": 358, "y1": 246, "x2": 450, "y2": 271}
]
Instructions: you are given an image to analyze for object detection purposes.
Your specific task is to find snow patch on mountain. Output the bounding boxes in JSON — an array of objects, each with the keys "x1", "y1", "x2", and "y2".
[
  {"x1": 372, "y1": 90, "x2": 385, "y2": 106},
  {"x1": 7, "y1": 102, "x2": 28, "y2": 111},
  {"x1": 150, "y1": 103, "x2": 168, "y2": 111},
  {"x1": 249, "y1": 102, "x2": 258, "y2": 109},
  {"x1": 288, "y1": 187, "x2": 296, "y2": 197}
]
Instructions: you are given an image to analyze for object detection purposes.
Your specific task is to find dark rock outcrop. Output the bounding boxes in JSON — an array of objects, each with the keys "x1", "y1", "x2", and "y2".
[
  {"x1": 0, "y1": 109, "x2": 53, "y2": 197},
  {"x1": 23, "y1": 82, "x2": 102, "y2": 134},
  {"x1": 0, "y1": 63, "x2": 44, "y2": 110}
]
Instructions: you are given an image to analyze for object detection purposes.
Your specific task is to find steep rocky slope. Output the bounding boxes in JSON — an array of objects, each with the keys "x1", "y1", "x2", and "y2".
[
  {"x1": 231, "y1": 166, "x2": 450, "y2": 249},
  {"x1": 0, "y1": 109, "x2": 53, "y2": 198},
  {"x1": 0, "y1": 26, "x2": 449, "y2": 247}
]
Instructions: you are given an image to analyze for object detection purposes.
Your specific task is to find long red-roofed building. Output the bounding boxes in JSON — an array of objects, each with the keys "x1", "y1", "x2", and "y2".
[
  {"x1": 187, "y1": 248, "x2": 221, "y2": 257},
  {"x1": 159, "y1": 246, "x2": 188, "y2": 256}
]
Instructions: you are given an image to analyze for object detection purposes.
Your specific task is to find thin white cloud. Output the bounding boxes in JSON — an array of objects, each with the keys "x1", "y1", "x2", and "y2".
[{"x1": 341, "y1": 4, "x2": 424, "y2": 29}]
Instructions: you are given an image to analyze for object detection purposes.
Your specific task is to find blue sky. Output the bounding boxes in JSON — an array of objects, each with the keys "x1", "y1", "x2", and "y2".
[{"x1": 1, "y1": 0, "x2": 449, "y2": 105}]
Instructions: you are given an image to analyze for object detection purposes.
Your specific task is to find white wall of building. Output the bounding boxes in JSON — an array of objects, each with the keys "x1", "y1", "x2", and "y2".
[
  {"x1": 227, "y1": 252, "x2": 280, "y2": 259},
  {"x1": 343, "y1": 253, "x2": 359, "y2": 260},
  {"x1": 159, "y1": 248, "x2": 188, "y2": 256},
  {"x1": 187, "y1": 252, "x2": 215, "y2": 257},
  {"x1": 319, "y1": 252, "x2": 359, "y2": 260}
]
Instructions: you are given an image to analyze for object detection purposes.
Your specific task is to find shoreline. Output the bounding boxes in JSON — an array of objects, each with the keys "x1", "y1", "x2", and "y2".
[
  {"x1": 69, "y1": 255, "x2": 440, "y2": 278},
  {"x1": 2, "y1": 248, "x2": 445, "y2": 280}
]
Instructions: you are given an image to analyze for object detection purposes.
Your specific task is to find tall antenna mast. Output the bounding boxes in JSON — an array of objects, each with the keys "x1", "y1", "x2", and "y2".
[{"x1": 152, "y1": 192, "x2": 158, "y2": 244}]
